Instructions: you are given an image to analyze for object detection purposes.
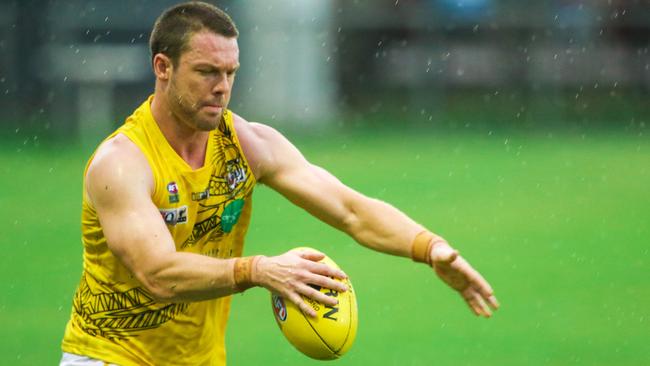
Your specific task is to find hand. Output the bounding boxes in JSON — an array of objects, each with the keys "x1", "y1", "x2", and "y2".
[
  {"x1": 430, "y1": 241, "x2": 500, "y2": 317},
  {"x1": 252, "y1": 248, "x2": 348, "y2": 317}
]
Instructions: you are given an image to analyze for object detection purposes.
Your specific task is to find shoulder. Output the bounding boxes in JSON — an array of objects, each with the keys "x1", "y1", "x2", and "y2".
[
  {"x1": 231, "y1": 113, "x2": 299, "y2": 182},
  {"x1": 85, "y1": 133, "x2": 154, "y2": 207},
  {"x1": 231, "y1": 112, "x2": 284, "y2": 145}
]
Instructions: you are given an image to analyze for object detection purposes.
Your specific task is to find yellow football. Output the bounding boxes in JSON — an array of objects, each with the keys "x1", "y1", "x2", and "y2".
[{"x1": 271, "y1": 248, "x2": 358, "y2": 360}]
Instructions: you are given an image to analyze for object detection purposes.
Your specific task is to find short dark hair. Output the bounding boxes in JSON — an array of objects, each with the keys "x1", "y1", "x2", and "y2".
[{"x1": 149, "y1": 1, "x2": 239, "y2": 66}]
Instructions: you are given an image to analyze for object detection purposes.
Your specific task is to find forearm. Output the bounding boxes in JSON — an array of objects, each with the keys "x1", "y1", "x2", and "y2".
[
  {"x1": 261, "y1": 158, "x2": 437, "y2": 258},
  {"x1": 139, "y1": 252, "x2": 244, "y2": 302},
  {"x1": 140, "y1": 249, "x2": 349, "y2": 319},
  {"x1": 344, "y1": 195, "x2": 428, "y2": 258}
]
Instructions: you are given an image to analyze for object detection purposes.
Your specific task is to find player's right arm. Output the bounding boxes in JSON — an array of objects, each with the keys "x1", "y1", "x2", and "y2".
[{"x1": 85, "y1": 134, "x2": 346, "y2": 316}]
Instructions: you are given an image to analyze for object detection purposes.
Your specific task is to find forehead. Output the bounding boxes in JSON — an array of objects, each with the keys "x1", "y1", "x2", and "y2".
[{"x1": 181, "y1": 31, "x2": 239, "y2": 66}]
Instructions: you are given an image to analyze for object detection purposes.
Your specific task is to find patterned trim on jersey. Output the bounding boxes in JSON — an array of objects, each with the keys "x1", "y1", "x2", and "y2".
[
  {"x1": 181, "y1": 119, "x2": 254, "y2": 249},
  {"x1": 72, "y1": 273, "x2": 188, "y2": 340}
]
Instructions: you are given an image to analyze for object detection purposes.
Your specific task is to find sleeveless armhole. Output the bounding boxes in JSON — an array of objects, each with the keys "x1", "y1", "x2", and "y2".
[
  {"x1": 224, "y1": 110, "x2": 258, "y2": 184},
  {"x1": 81, "y1": 130, "x2": 122, "y2": 211},
  {"x1": 117, "y1": 131, "x2": 161, "y2": 200},
  {"x1": 83, "y1": 129, "x2": 160, "y2": 208}
]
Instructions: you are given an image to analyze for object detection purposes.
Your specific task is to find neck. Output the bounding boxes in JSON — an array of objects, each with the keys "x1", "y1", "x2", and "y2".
[{"x1": 150, "y1": 91, "x2": 209, "y2": 170}]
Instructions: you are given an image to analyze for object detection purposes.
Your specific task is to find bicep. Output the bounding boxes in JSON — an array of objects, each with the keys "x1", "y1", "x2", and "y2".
[
  {"x1": 95, "y1": 191, "x2": 175, "y2": 273},
  {"x1": 256, "y1": 127, "x2": 362, "y2": 231},
  {"x1": 86, "y1": 139, "x2": 176, "y2": 279}
]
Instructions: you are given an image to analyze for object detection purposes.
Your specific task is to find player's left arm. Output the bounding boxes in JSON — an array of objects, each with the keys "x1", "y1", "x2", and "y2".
[{"x1": 236, "y1": 115, "x2": 499, "y2": 317}]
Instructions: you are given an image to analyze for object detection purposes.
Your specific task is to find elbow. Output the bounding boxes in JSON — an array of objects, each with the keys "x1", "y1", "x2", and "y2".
[
  {"x1": 136, "y1": 271, "x2": 180, "y2": 302},
  {"x1": 341, "y1": 199, "x2": 365, "y2": 239},
  {"x1": 342, "y1": 196, "x2": 384, "y2": 244},
  {"x1": 342, "y1": 212, "x2": 360, "y2": 237},
  {"x1": 148, "y1": 284, "x2": 178, "y2": 303}
]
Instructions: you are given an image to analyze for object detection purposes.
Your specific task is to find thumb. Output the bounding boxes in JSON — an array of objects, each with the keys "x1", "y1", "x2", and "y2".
[
  {"x1": 430, "y1": 242, "x2": 458, "y2": 265},
  {"x1": 292, "y1": 247, "x2": 326, "y2": 262}
]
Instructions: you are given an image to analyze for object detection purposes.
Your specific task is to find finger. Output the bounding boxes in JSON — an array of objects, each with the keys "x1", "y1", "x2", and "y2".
[
  {"x1": 464, "y1": 296, "x2": 481, "y2": 317},
  {"x1": 287, "y1": 292, "x2": 317, "y2": 318},
  {"x1": 297, "y1": 284, "x2": 339, "y2": 307},
  {"x1": 474, "y1": 293, "x2": 492, "y2": 318},
  {"x1": 293, "y1": 248, "x2": 325, "y2": 262},
  {"x1": 464, "y1": 266, "x2": 493, "y2": 297},
  {"x1": 463, "y1": 290, "x2": 489, "y2": 317},
  {"x1": 486, "y1": 295, "x2": 500, "y2": 310},
  {"x1": 471, "y1": 289, "x2": 493, "y2": 317},
  {"x1": 459, "y1": 262, "x2": 498, "y2": 309},
  {"x1": 472, "y1": 276, "x2": 497, "y2": 309},
  {"x1": 449, "y1": 256, "x2": 493, "y2": 292},
  {"x1": 305, "y1": 273, "x2": 348, "y2": 293},
  {"x1": 306, "y1": 261, "x2": 347, "y2": 280}
]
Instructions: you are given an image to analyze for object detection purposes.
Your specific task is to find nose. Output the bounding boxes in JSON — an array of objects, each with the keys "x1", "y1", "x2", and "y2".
[{"x1": 212, "y1": 72, "x2": 231, "y2": 95}]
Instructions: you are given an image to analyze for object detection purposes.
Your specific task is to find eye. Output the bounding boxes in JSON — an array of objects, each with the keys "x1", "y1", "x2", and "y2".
[{"x1": 196, "y1": 67, "x2": 215, "y2": 76}]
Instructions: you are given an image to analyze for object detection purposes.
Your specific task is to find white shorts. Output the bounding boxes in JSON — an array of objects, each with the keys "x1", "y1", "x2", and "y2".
[{"x1": 59, "y1": 352, "x2": 119, "y2": 366}]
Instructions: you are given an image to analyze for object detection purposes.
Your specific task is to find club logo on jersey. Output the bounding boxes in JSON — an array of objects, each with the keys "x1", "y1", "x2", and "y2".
[
  {"x1": 225, "y1": 159, "x2": 246, "y2": 190},
  {"x1": 272, "y1": 294, "x2": 287, "y2": 322},
  {"x1": 167, "y1": 181, "x2": 180, "y2": 203},
  {"x1": 167, "y1": 182, "x2": 179, "y2": 194},
  {"x1": 160, "y1": 206, "x2": 188, "y2": 225},
  {"x1": 191, "y1": 188, "x2": 210, "y2": 201},
  {"x1": 221, "y1": 199, "x2": 244, "y2": 233}
]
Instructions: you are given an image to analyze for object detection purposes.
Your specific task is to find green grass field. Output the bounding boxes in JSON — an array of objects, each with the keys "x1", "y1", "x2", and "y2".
[{"x1": 1, "y1": 128, "x2": 648, "y2": 365}]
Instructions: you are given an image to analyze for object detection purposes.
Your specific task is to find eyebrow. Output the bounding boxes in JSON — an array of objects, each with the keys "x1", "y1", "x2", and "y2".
[{"x1": 193, "y1": 62, "x2": 240, "y2": 72}]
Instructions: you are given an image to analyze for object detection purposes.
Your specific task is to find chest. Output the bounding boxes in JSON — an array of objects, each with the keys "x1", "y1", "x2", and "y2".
[{"x1": 152, "y1": 139, "x2": 255, "y2": 252}]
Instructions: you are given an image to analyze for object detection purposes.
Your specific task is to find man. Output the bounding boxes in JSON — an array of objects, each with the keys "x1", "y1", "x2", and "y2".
[{"x1": 61, "y1": 2, "x2": 499, "y2": 365}]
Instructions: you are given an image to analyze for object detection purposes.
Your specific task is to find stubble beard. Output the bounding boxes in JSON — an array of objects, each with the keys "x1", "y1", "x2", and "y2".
[{"x1": 168, "y1": 78, "x2": 222, "y2": 132}]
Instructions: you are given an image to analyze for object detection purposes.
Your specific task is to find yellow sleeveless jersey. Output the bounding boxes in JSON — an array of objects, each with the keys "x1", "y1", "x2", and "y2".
[{"x1": 62, "y1": 96, "x2": 256, "y2": 366}]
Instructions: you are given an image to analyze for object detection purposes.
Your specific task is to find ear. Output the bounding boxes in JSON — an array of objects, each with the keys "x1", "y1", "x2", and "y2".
[{"x1": 153, "y1": 53, "x2": 173, "y2": 81}]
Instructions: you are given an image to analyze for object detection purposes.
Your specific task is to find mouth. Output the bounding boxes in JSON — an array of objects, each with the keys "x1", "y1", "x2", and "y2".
[{"x1": 202, "y1": 103, "x2": 223, "y2": 114}]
